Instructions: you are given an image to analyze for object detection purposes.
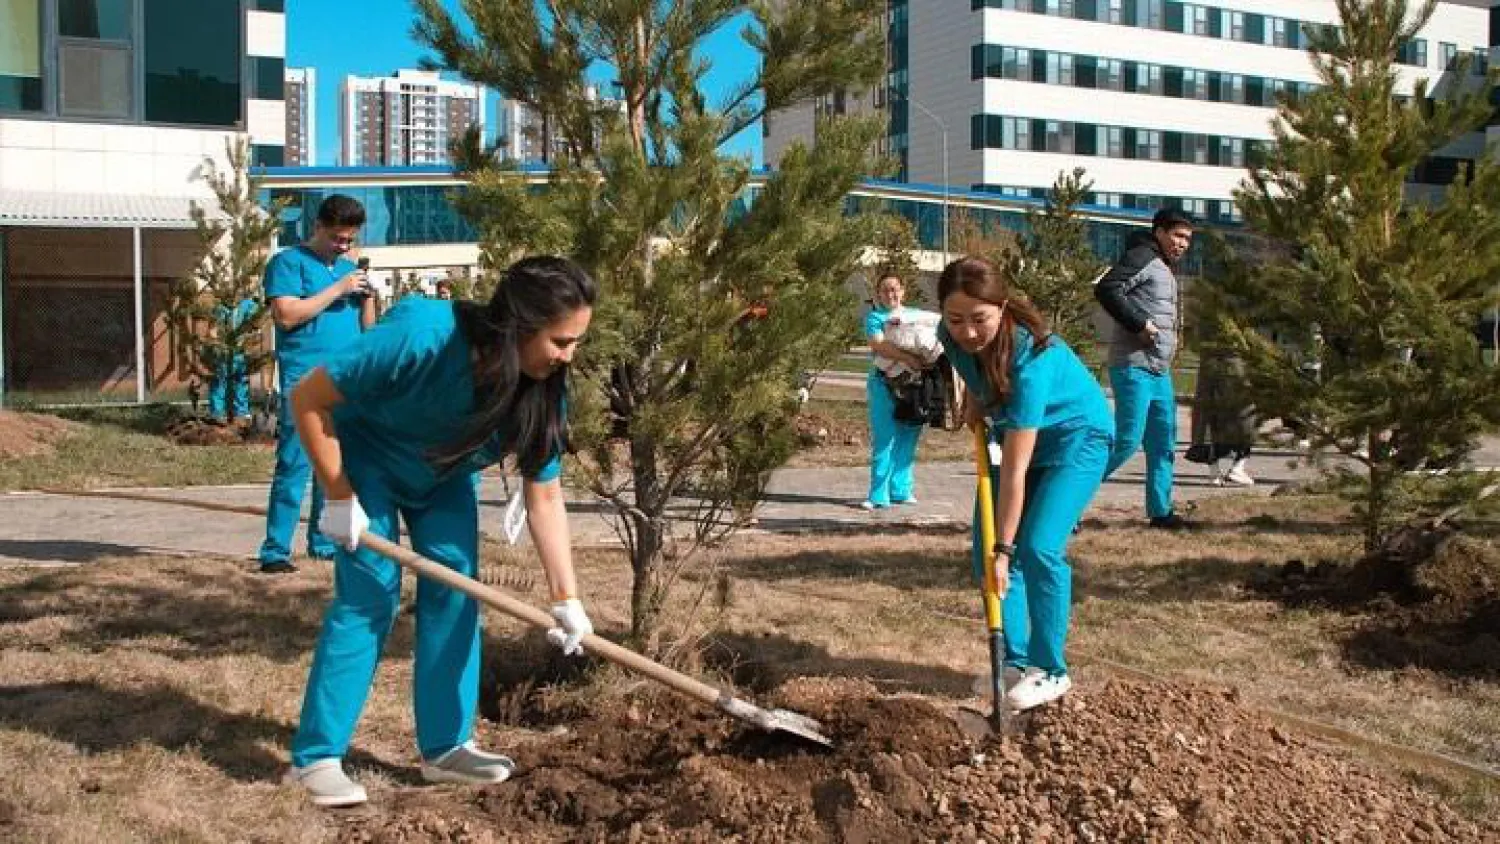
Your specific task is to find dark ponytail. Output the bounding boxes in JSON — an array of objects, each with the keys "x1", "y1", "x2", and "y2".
[{"x1": 429, "y1": 256, "x2": 597, "y2": 477}]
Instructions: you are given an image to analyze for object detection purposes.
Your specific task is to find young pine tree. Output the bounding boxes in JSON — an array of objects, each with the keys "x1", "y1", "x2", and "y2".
[
  {"x1": 170, "y1": 139, "x2": 286, "y2": 420},
  {"x1": 414, "y1": 0, "x2": 888, "y2": 643},
  {"x1": 1207, "y1": 0, "x2": 1500, "y2": 553},
  {"x1": 1015, "y1": 168, "x2": 1105, "y2": 367}
]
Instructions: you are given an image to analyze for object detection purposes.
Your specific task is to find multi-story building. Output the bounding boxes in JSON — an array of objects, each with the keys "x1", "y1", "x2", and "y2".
[
  {"x1": 765, "y1": 0, "x2": 1493, "y2": 224},
  {"x1": 499, "y1": 85, "x2": 626, "y2": 164},
  {"x1": 339, "y1": 69, "x2": 483, "y2": 167},
  {"x1": 0, "y1": 0, "x2": 286, "y2": 405},
  {"x1": 284, "y1": 66, "x2": 315, "y2": 167}
]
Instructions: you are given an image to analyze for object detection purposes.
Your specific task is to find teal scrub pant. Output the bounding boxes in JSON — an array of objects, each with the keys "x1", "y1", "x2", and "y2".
[
  {"x1": 971, "y1": 431, "x2": 1110, "y2": 677},
  {"x1": 208, "y1": 355, "x2": 249, "y2": 421},
  {"x1": 867, "y1": 371, "x2": 922, "y2": 506},
  {"x1": 258, "y1": 361, "x2": 335, "y2": 564},
  {"x1": 290, "y1": 470, "x2": 482, "y2": 767},
  {"x1": 1105, "y1": 366, "x2": 1178, "y2": 519}
]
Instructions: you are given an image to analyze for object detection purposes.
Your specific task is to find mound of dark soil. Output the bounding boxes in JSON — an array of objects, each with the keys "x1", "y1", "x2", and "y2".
[
  {"x1": 164, "y1": 417, "x2": 273, "y2": 446},
  {"x1": 335, "y1": 677, "x2": 1494, "y2": 843}
]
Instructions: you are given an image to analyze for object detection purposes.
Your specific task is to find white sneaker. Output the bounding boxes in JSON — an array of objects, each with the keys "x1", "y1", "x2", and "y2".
[
  {"x1": 1224, "y1": 460, "x2": 1255, "y2": 486},
  {"x1": 858, "y1": 500, "x2": 885, "y2": 511},
  {"x1": 421, "y1": 741, "x2": 515, "y2": 785},
  {"x1": 285, "y1": 759, "x2": 367, "y2": 808},
  {"x1": 1006, "y1": 673, "x2": 1073, "y2": 711}
]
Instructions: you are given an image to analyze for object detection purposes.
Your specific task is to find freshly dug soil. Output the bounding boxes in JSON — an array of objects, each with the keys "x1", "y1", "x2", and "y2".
[
  {"x1": 335, "y1": 677, "x2": 1494, "y2": 843},
  {"x1": 164, "y1": 417, "x2": 274, "y2": 446},
  {"x1": 0, "y1": 411, "x2": 75, "y2": 459}
]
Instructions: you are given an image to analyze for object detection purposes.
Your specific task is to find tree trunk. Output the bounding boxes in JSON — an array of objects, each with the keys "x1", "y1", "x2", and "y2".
[{"x1": 628, "y1": 432, "x2": 667, "y2": 645}]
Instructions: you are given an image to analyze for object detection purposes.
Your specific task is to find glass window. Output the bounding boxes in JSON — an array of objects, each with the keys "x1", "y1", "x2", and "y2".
[
  {"x1": 59, "y1": 0, "x2": 131, "y2": 40},
  {"x1": 1272, "y1": 18, "x2": 1287, "y2": 48},
  {"x1": 252, "y1": 56, "x2": 284, "y2": 100},
  {"x1": 1109, "y1": 0, "x2": 1122, "y2": 24},
  {"x1": 1192, "y1": 5, "x2": 1207, "y2": 35},
  {"x1": 1045, "y1": 119, "x2": 1061, "y2": 151},
  {"x1": 1060, "y1": 54, "x2": 1074, "y2": 85},
  {"x1": 1441, "y1": 42, "x2": 1457, "y2": 70},
  {"x1": 252, "y1": 0, "x2": 285, "y2": 10},
  {"x1": 0, "y1": 0, "x2": 44, "y2": 111},
  {"x1": 1107, "y1": 126, "x2": 1122, "y2": 157},
  {"x1": 59, "y1": 40, "x2": 131, "y2": 117},
  {"x1": 1230, "y1": 11, "x2": 1244, "y2": 41},
  {"x1": 145, "y1": 0, "x2": 242, "y2": 126}
]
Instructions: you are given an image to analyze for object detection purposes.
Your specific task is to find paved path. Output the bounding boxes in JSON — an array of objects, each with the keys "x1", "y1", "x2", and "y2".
[{"x1": 3, "y1": 391, "x2": 1496, "y2": 567}]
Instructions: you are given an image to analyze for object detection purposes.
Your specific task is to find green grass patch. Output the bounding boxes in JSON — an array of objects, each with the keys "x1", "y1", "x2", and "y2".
[{"x1": 0, "y1": 406, "x2": 273, "y2": 491}]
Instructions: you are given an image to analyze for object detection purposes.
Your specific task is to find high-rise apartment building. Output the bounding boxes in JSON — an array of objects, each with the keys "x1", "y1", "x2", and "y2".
[
  {"x1": 499, "y1": 85, "x2": 626, "y2": 163},
  {"x1": 339, "y1": 69, "x2": 484, "y2": 167},
  {"x1": 284, "y1": 66, "x2": 315, "y2": 166},
  {"x1": 765, "y1": 1, "x2": 1493, "y2": 224},
  {"x1": 0, "y1": 0, "x2": 286, "y2": 405}
]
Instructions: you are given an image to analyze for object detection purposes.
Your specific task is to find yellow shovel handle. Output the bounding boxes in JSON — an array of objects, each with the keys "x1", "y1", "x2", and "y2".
[{"x1": 971, "y1": 425, "x2": 1003, "y2": 629}]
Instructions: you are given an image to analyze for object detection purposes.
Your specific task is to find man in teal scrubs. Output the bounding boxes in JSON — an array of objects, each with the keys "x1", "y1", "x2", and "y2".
[
  {"x1": 207, "y1": 298, "x2": 258, "y2": 423},
  {"x1": 256, "y1": 195, "x2": 378, "y2": 574}
]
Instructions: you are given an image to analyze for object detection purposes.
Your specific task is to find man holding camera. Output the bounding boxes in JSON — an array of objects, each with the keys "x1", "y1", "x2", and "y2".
[{"x1": 257, "y1": 194, "x2": 379, "y2": 574}]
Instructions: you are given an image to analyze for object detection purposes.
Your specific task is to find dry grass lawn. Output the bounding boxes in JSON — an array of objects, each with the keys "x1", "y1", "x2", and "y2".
[{"x1": 1, "y1": 494, "x2": 1496, "y2": 840}]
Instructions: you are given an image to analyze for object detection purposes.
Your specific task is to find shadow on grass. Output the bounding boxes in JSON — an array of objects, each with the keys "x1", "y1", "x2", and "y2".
[
  {"x1": 0, "y1": 539, "x2": 160, "y2": 564},
  {"x1": 0, "y1": 681, "x2": 413, "y2": 784},
  {"x1": 1076, "y1": 554, "x2": 1273, "y2": 604},
  {"x1": 52, "y1": 403, "x2": 190, "y2": 436},
  {"x1": 727, "y1": 547, "x2": 971, "y2": 593},
  {"x1": 0, "y1": 564, "x2": 331, "y2": 662}
]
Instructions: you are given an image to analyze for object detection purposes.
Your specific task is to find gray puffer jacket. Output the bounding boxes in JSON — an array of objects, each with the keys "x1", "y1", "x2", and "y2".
[{"x1": 1094, "y1": 230, "x2": 1179, "y2": 373}]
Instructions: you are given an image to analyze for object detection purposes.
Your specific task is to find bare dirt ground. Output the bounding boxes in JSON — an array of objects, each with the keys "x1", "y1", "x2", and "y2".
[
  {"x1": 0, "y1": 411, "x2": 76, "y2": 459},
  {"x1": 2, "y1": 494, "x2": 1497, "y2": 842}
]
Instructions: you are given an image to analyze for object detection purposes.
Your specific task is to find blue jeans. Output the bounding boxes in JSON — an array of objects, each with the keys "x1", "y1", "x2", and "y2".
[
  {"x1": 866, "y1": 371, "x2": 922, "y2": 506},
  {"x1": 290, "y1": 471, "x2": 481, "y2": 766},
  {"x1": 258, "y1": 361, "x2": 334, "y2": 563},
  {"x1": 971, "y1": 432, "x2": 1110, "y2": 677},
  {"x1": 1105, "y1": 366, "x2": 1177, "y2": 519}
]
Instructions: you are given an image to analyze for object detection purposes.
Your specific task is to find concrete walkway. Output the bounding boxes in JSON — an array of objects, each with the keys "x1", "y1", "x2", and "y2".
[{"x1": 0, "y1": 442, "x2": 1323, "y2": 568}]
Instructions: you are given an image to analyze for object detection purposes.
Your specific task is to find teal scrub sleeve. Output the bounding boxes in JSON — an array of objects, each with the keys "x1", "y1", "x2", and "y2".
[
  {"x1": 324, "y1": 324, "x2": 443, "y2": 406},
  {"x1": 1006, "y1": 333, "x2": 1052, "y2": 430},
  {"x1": 264, "y1": 251, "x2": 302, "y2": 299},
  {"x1": 864, "y1": 308, "x2": 888, "y2": 340}
]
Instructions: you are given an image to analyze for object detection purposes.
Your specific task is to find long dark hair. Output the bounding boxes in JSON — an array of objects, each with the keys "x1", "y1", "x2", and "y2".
[
  {"x1": 429, "y1": 256, "x2": 597, "y2": 477},
  {"x1": 936, "y1": 257, "x2": 1050, "y2": 411}
]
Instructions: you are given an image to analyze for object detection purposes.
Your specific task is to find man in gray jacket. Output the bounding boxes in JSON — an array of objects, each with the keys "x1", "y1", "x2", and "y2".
[{"x1": 1095, "y1": 208, "x2": 1194, "y2": 529}]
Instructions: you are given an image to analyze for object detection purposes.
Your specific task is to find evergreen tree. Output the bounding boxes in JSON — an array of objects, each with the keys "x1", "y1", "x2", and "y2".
[
  {"x1": 170, "y1": 139, "x2": 286, "y2": 418},
  {"x1": 1208, "y1": 0, "x2": 1500, "y2": 552},
  {"x1": 414, "y1": 0, "x2": 887, "y2": 642},
  {"x1": 1016, "y1": 168, "x2": 1105, "y2": 367}
]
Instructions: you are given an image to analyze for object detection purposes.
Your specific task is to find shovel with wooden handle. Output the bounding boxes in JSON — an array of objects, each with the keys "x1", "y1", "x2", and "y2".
[{"x1": 42, "y1": 488, "x2": 835, "y2": 749}]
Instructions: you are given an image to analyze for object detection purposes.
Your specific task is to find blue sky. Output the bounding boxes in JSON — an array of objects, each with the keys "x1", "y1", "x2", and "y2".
[{"x1": 285, "y1": 1, "x2": 763, "y2": 166}]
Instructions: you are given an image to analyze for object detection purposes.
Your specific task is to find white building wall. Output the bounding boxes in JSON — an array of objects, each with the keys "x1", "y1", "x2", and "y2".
[
  {"x1": 766, "y1": 1, "x2": 1490, "y2": 208},
  {"x1": 1, "y1": 120, "x2": 234, "y2": 198},
  {"x1": 245, "y1": 9, "x2": 287, "y2": 152},
  {"x1": 907, "y1": 2, "x2": 980, "y2": 189}
]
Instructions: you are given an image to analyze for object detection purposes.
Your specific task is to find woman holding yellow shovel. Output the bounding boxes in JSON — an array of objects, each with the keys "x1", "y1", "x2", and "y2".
[{"x1": 938, "y1": 257, "x2": 1113, "y2": 712}]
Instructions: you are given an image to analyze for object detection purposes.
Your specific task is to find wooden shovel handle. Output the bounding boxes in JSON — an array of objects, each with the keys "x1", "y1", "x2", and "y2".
[{"x1": 358, "y1": 532, "x2": 730, "y2": 712}]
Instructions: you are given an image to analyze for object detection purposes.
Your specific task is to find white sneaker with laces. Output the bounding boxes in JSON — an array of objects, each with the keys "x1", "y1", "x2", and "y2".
[
  {"x1": 1224, "y1": 459, "x2": 1255, "y2": 486},
  {"x1": 286, "y1": 758, "x2": 367, "y2": 808},
  {"x1": 1006, "y1": 673, "x2": 1073, "y2": 711},
  {"x1": 858, "y1": 500, "x2": 884, "y2": 511},
  {"x1": 421, "y1": 741, "x2": 515, "y2": 785}
]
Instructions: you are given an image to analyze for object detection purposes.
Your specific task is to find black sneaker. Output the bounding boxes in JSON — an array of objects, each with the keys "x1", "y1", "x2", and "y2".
[
  {"x1": 1148, "y1": 513, "x2": 1191, "y2": 531},
  {"x1": 258, "y1": 560, "x2": 299, "y2": 575}
]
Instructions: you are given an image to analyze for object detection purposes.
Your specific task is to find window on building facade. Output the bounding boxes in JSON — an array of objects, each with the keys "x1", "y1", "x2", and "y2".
[
  {"x1": 144, "y1": 0, "x2": 242, "y2": 125},
  {"x1": 0, "y1": 0, "x2": 44, "y2": 111},
  {"x1": 57, "y1": 0, "x2": 133, "y2": 118},
  {"x1": 1441, "y1": 42, "x2": 1457, "y2": 70}
]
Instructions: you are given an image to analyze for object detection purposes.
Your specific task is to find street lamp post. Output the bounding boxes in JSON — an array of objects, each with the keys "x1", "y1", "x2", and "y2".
[{"x1": 903, "y1": 94, "x2": 949, "y2": 264}]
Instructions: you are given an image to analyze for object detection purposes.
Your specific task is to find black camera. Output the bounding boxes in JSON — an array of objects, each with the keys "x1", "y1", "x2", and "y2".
[{"x1": 351, "y1": 257, "x2": 372, "y2": 300}]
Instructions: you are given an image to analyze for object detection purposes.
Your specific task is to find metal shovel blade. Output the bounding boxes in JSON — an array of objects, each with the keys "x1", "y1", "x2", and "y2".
[{"x1": 716, "y1": 694, "x2": 834, "y2": 748}]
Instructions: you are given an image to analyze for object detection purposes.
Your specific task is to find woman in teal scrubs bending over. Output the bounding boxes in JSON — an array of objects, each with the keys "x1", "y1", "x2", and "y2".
[
  {"x1": 284, "y1": 256, "x2": 597, "y2": 807},
  {"x1": 938, "y1": 257, "x2": 1113, "y2": 712}
]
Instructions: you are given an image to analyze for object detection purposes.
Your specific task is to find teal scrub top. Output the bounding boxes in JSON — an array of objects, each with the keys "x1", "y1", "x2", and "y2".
[
  {"x1": 264, "y1": 244, "x2": 365, "y2": 361},
  {"x1": 325, "y1": 298, "x2": 563, "y2": 504},
  {"x1": 940, "y1": 323, "x2": 1113, "y2": 466}
]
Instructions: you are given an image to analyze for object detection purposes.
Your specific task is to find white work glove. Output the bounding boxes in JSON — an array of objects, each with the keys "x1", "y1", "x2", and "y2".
[
  {"x1": 318, "y1": 496, "x2": 369, "y2": 552},
  {"x1": 546, "y1": 598, "x2": 594, "y2": 656}
]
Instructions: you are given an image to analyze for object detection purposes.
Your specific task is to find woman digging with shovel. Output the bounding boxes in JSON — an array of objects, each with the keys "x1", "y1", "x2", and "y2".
[
  {"x1": 938, "y1": 257, "x2": 1114, "y2": 713},
  {"x1": 283, "y1": 255, "x2": 598, "y2": 807}
]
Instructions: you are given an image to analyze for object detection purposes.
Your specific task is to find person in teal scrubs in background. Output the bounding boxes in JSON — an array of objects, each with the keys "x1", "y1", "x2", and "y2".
[
  {"x1": 257, "y1": 195, "x2": 378, "y2": 573},
  {"x1": 283, "y1": 256, "x2": 598, "y2": 808},
  {"x1": 207, "y1": 298, "x2": 258, "y2": 423},
  {"x1": 938, "y1": 256, "x2": 1114, "y2": 712},
  {"x1": 862, "y1": 272, "x2": 930, "y2": 510}
]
